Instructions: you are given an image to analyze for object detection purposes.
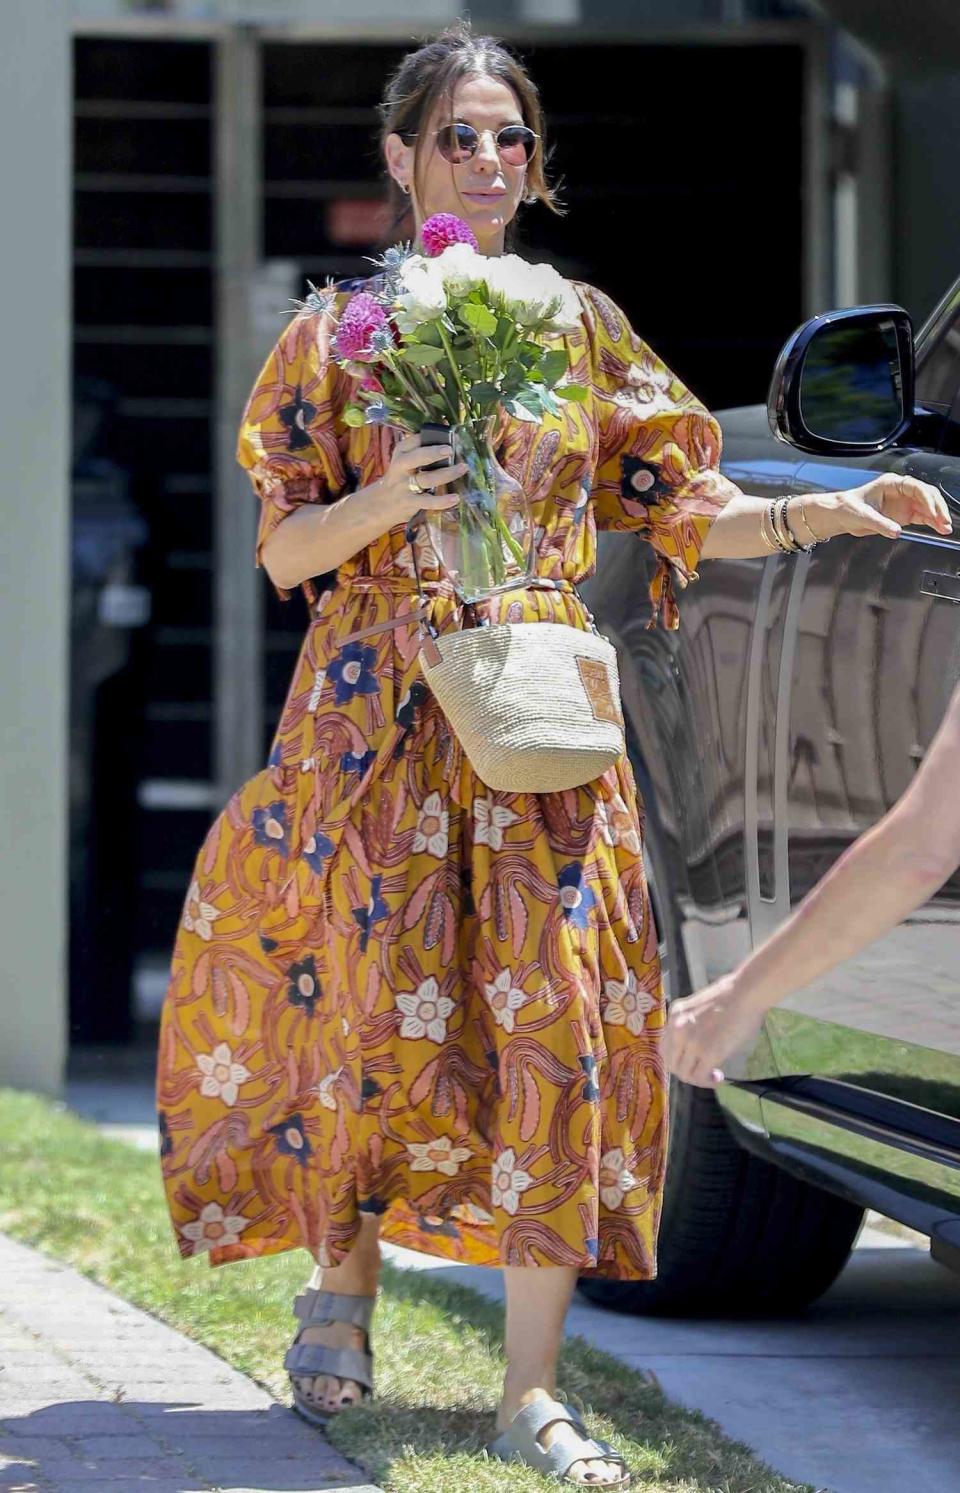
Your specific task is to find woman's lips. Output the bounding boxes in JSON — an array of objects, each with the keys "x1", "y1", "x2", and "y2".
[{"x1": 462, "y1": 191, "x2": 506, "y2": 203}]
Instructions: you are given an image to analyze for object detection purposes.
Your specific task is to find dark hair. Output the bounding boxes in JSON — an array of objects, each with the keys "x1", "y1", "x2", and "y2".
[{"x1": 378, "y1": 20, "x2": 563, "y2": 245}]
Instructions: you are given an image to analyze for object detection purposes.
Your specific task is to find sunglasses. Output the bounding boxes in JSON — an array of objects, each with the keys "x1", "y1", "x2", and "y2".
[{"x1": 403, "y1": 122, "x2": 539, "y2": 167}]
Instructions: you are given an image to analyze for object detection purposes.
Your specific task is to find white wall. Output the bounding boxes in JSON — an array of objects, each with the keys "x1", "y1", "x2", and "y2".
[{"x1": 0, "y1": 0, "x2": 71, "y2": 1095}]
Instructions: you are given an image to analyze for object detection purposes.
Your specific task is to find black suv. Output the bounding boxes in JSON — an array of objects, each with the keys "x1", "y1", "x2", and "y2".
[{"x1": 580, "y1": 278, "x2": 960, "y2": 1316}]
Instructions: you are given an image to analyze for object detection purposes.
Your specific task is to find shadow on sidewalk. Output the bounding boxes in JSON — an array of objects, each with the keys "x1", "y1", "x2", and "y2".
[{"x1": 0, "y1": 1398, "x2": 377, "y2": 1491}]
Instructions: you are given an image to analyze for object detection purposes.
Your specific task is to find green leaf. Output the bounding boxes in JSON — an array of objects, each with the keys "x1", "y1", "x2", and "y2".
[
  {"x1": 459, "y1": 302, "x2": 498, "y2": 337},
  {"x1": 503, "y1": 397, "x2": 541, "y2": 424},
  {"x1": 398, "y1": 344, "x2": 447, "y2": 367},
  {"x1": 343, "y1": 405, "x2": 367, "y2": 427},
  {"x1": 556, "y1": 382, "x2": 589, "y2": 403},
  {"x1": 540, "y1": 347, "x2": 571, "y2": 386},
  {"x1": 468, "y1": 380, "x2": 501, "y2": 404}
]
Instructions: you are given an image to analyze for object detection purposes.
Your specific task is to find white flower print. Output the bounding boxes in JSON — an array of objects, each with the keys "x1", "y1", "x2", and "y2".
[
  {"x1": 316, "y1": 1066, "x2": 343, "y2": 1111},
  {"x1": 613, "y1": 360, "x2": 673, "y2": 418},
  {"x1": 597, "y1": 793, "x2": 641, "y2": 856},
  {"x1": 396, "y1": 977, "x2": 454, "y2": 1043},
  {"x1": 483, "y1": 969, "x2": 527, "y2": 1033},
  {"x1": 599, "y1": 1147, "x2": 637, "y2": 1211},
  {"x1": 196, "y1": 1042, "x2": 251, "y2": 1106},
  {"x1": 474, "y1": 797, "x2": 519, "y2": 853},
  {"x1": 182, "y1": 879, "x2": 220, "y2": 942},
  {"x1": 307, "y1": 667, "x2": 326, "y2": 713},
  {"x1": 491, "y1": 1147, "x2": 534, "y2": 1216},
  {"x1": 179, "y1": 1202, "x2": 249, "y2": 1255},
  {"x1": 406, "y1": 1135, "x2": 472, "y2": 1176},
  {"x1": 412, "y1": 791, "x2": 449, "y2": 858},
  {"x1": 602, "y1": 970, "x2": 656, "y2": 1036}
]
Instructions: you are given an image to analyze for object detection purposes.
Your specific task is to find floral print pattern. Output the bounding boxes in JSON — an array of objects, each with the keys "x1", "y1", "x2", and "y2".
[{"x1": 156, "y1": 279, "x2": 740, "y2": 1280}]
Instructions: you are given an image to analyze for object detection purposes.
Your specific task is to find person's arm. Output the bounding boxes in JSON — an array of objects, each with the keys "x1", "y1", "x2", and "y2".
[
  {"x1": 663, "y1": 678, "x2": 960, "y2": 1088},
  {"x1": 697, "y1": 477, "x2": 951, "y2": 560},
  {"x1": 260, "y1": 438, "x2": 464, "y2": 592}
]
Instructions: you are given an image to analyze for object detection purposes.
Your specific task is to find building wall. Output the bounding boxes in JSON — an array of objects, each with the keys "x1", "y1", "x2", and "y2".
[{"x1": 0, "y1": 0, "x2": 71, "y2": 1094}]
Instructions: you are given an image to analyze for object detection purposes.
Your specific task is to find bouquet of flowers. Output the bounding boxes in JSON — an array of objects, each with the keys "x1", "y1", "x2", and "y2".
[{"x1": 310, "y1": 213, "x2": 587, "y2": 600}]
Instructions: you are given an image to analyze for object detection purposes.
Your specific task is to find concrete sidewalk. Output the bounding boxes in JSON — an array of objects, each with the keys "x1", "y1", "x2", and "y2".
[{"x1": 0, "y1": 1234, "x2": 382, "y2": 1493}]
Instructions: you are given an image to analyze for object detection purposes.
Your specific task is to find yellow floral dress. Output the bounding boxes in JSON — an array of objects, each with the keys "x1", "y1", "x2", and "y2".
[{"x1": 156, "y1": 279, "x2": 739, "y2": 1279}]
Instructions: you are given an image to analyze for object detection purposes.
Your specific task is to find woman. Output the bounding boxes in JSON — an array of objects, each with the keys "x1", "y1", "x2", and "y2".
[
  {"x1": 155, "y1": 22, "x2": 951, "y2": 1488},
  {"x1": 664, "y1": 677, "x2": 960, "y2": 1091}
]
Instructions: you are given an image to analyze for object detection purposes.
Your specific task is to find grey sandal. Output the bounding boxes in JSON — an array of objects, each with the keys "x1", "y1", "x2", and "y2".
[
  {"x1": 284, "y1": 1286, "x2": 375, "y2": 1427},
  {"x1": 487, "y1": 1394, "x2": 631, "y2": 1487}
]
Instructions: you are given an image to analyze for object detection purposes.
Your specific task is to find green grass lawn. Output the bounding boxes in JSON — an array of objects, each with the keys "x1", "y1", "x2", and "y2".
[{"x1": 0, "y1": 1089, "x2": 816, "y2": 1493}]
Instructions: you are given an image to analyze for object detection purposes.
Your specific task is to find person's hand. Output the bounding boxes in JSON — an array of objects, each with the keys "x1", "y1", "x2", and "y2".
[
  {"x1": 662, "y1": 976, "x2": 767, "y2": 1089},
  {"x1": 803, "y1": 474, "x2": 953, "y2": 543},
  {"x1": 379, "y1": 432, "x2": 467, "y2": 524}
]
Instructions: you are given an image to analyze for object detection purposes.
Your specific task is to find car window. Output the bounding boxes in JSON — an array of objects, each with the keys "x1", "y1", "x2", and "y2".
[{"x1": 915, "y1": 276, "x2": 960, "y2": 408}]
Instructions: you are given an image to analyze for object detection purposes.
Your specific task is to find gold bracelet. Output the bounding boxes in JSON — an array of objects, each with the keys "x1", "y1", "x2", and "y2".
[
  {"x1": 765, "y1": 499, "x2": 793, "y2": 553},
  {"x1": 758, "y1": 506, "x2": 781, "y2": 552},
  {"x1": 795, "y1": 500, "x2": 822, "y2": 545}
]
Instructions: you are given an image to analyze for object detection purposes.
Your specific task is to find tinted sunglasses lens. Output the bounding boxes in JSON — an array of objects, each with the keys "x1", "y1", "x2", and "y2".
[
  {"x1": 435, "y1": 124, "x2": 477, "y2": 162},
  {"x1": 497, "y1": 126, "x2": 537, "y2": 164}
]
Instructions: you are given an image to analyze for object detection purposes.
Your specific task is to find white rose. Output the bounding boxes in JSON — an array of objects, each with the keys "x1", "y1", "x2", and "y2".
[{"x1": 489, "y1": 255, "x2": 580, "y2": 332}]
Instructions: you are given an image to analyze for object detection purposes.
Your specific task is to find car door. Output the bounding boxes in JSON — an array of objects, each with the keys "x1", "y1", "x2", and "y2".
[{"x1": 756, "y1": 436, "x2": 960, "y2": 1238}]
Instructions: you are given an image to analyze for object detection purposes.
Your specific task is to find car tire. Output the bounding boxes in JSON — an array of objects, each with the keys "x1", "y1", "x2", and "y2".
[{"x1": 578, "y1": 780, "x2": 865, "y2": 1318}]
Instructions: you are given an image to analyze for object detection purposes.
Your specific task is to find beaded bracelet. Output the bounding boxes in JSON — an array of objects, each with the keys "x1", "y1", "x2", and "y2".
[
  {"x1": 765, "y1": 498, "x2": 795, "y2": 553},
  {"x1": 779, "y1": 496, "x2": 818, "y2": 553}
]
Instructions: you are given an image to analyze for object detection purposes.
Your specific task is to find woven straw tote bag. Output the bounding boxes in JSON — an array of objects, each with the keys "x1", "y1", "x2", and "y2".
[{"x1": 417, "y1": 614, "x2": 625, "y2": 793}]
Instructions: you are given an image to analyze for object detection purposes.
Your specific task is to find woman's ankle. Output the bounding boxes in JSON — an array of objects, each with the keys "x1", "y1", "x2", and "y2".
[{"x1": 498, "y1": 1372, "x2": 559, "y2": 1422}]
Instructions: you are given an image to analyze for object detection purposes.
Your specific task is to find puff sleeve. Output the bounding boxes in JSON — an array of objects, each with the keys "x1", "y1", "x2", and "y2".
[
  {"x1": 236, "y1": 298, "x2": 350, "y2": 603},
  {"x1": 580, "y1": 283, "x2": 741, "y2": 630}
]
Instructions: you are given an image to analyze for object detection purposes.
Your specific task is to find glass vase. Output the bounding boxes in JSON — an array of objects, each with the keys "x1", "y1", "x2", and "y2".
[{"x1": 423, "y1": 416, "x2": 536, "y2": 603}]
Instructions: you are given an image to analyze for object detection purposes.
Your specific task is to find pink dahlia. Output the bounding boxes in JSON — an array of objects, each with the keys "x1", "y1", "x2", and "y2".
[
  {"x1": 333, "y1": 292, "x2": 387, "y2": 363},
  {"x1": 420, "y1": 213, "x2": 479, "y2": 256}
]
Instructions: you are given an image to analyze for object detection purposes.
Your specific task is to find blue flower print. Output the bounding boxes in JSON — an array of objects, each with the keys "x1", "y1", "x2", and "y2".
[
  {"x1": 341, "y1": 748, "x2": 376, "y2": 777},
  {"x1": 557, "y1": 862, "x2": 597, "y2": 929},
  {"x1": 358, "y1": 1194, "x2": 389, "y2": 1215},
  {"x1": 352, "y1": 874, "x2": 389, "y2": 953},
  {"x1": 302, "y1": 830, "x2": 335, "y2": 875},
  {"x1": 278, "y1": 384, "x2": 317, "y2": 452},
  {"x1": 327, "y1": 642, "x2": 380, "y2": 706},
  {"x1": 259, "y1": 932, "x2": 279, "y2": 954},
  {"x1": 620, "y1": 455, "x2": 670, "y2": 504},
  {"x1": 360, "y1": 1071, "x2": 382, "y2": 1102},
  {"x1": 584, "y1": 1237, "x2": 599, "y2": 1262},
  {"x1": 267, "y1": 740, "x2": 283, "y2": 769},
  {"x1": 578, "y1": 1054, "x2": 601, "y2": 1102},
  {"x1": 287, "y1": 955, "x2": 320, "y2": 1017},
  {"x1": 266, "y1": 1111, "x2": 313, "y2": 1166},
  {"x1": 252, "y1": 801, "x2": 289, "y2": 856},
  {"x1": 158, "y1": 1110, "x2": 173, "y2": 1159}
]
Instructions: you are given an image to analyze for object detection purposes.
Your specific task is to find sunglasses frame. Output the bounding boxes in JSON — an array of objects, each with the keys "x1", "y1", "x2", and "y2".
[{"x1": 400, "y1": 122, "x2": 540, "y2": 165}]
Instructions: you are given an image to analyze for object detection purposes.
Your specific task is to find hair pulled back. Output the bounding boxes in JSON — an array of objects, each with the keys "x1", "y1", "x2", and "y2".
[{"x1": 378, "y1": 19, "x2": 563, "y2": 241}]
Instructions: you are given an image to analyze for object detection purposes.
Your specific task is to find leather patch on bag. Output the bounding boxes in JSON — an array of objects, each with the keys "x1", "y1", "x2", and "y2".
[{"x1": 576, "y1": 656, "x2": 622, "y2": 726}]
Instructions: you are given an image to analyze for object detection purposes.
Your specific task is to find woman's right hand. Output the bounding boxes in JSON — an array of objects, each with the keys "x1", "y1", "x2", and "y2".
[{"x1": 380, "y1": 432, "x2": 467, "y2": 524}]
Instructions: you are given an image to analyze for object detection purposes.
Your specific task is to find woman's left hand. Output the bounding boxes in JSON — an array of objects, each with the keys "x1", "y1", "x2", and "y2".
[
  {"x1": 662, "y1": 977, "x2": 768, "y2": 1089},
  {"x1": 810, "y1": 474, "x2": 953, "y2": 542}
]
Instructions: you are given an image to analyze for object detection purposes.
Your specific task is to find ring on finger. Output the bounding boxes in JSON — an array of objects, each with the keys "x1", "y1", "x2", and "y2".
[{"x1": 408, "y1": 474, "x2": 425, "y2": 495}]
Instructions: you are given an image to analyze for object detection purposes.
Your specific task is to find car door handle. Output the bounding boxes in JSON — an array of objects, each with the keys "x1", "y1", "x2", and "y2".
[{"x1": 920, "y1": 570, "x2": 960, "y2": 602}]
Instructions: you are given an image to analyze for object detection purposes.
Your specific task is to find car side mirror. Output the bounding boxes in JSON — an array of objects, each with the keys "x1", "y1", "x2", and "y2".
[{"x1": 767, "y1": 305, "x2": 915, "y2": 456}]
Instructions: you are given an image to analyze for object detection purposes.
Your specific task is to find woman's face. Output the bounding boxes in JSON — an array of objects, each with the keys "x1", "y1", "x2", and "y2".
[{"x1": 387, "y1": 74, "x2": 530, "y2": 256}]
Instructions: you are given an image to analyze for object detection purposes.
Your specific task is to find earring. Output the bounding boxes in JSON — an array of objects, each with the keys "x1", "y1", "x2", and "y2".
[{"x1": 400, "y1": 182, "x2": 410, "y2": 195}]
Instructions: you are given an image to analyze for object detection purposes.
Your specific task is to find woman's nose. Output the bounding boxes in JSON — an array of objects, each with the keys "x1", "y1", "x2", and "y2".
[{"x1": 473, "y1": 131, "x2": 500, "y2": 169}]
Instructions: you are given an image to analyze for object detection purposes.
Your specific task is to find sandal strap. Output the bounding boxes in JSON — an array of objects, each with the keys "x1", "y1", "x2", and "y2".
[
  {"x1": 293, "y1": 1287, "x2": 375, "y2": 1331},
  {"x1": 285, "y1": 1341, "x2": 374, "y2": 1391},
  {"x1": 488, "y1": 1397, "x2": 627, "y2": 1483}
]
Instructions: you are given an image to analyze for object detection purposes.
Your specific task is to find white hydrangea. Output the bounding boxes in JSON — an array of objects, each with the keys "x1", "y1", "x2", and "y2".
[
  {"x1": 395, "y1": 258, "x2": 448, "y2": 331},
  {"x1": 432, "y1": 241, "x2": 489, "y2": 297}
]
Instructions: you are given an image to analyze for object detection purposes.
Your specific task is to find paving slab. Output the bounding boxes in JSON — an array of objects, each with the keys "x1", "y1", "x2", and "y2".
[{"x1": 0, "y1": 1234, "x2": 382, "y2": 1493}]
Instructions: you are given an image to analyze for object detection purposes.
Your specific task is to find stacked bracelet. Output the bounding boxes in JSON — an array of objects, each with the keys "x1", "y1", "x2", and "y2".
[{"x1": 763, "y1": 496, "x2": 821, "y2": 555}]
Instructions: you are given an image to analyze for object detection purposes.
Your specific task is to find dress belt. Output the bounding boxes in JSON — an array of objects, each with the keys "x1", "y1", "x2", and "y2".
[{"x1": 322, "y1": 572, "x2": 581, "y2": 647}]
